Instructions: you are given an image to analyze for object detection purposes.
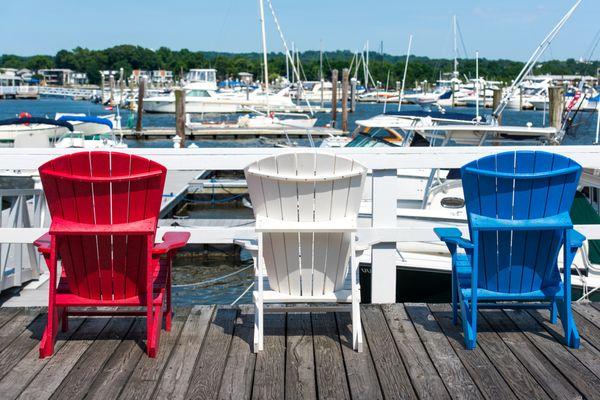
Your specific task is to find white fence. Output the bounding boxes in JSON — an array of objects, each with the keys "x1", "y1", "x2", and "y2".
[{"x1": 1, "y1": 146, "x2": 600, "y2": 302}]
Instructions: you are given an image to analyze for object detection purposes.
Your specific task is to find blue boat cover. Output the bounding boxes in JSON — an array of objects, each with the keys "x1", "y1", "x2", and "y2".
[
  {"x1": 384, "y1": 110, "x2": 486, "y2": 123},
  {"x1": 57, "y1": 115, "x2": 113, "y2": 129},
  {"x1": 0, "y1": 117, "x2": 74, "y2": 131}
]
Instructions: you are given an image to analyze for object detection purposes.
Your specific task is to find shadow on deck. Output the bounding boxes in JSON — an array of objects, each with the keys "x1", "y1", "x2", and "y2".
[{"x1": 0, "y1": 303, "x2": 599, "y2": 399}]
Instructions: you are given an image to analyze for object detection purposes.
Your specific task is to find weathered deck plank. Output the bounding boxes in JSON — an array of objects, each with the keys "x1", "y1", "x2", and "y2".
[
  {"x1": 362, "y1": 305, "x2": 417, "y2": 400},
  {"x1": 382, "y1": 304, "x2": 450, "y2": 400},
  {"x1": 252, "y1": 313, "x2": 286, "y2": 400},
  {"x1": 405, "y1": 303, "x2": 483, "y2": 400},
  {"x1": 428, "y1": 304, "x2": 517, "y2": 400},
  {"x1": 0, "y1": 304, "x2": 596, "y2": 399},
  {"x1": 154, "y1": 306, "x2": 214, "y2": 400},
  {"x1": 185, "y1": 307, "x2": 237, "y2": 400},
  {"x1": 48, "y1": 317, "x2": 134, "y2": 400},
  {"x1": 285, "y1": 313, "x2": 316, "y2": 400},
  {"x1": 335, "y1": 312, "x2": 383, "y2": 400},
  {"x1": 312, "y1": 312, "x2": 351, "y2": 400},
  {"x1": 480, "y1": 309, "x2": 581, "y2": 400},
  {"x1": 503, "y1": 309, "x2": 600, "y2": 399},
  {"x1": 218, "y1": 306, "x2": 256, "y2": 400}
]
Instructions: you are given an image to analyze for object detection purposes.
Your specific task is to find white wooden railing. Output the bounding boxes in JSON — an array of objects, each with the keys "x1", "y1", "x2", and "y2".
[{"x1": 1, "y1": 146, "x2": 600, "y2": 302}]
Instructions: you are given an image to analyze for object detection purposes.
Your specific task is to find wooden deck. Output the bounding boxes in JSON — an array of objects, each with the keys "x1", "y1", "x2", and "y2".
[{"x1": 0, "y1": 303, "x2": 599, "y2": 399}]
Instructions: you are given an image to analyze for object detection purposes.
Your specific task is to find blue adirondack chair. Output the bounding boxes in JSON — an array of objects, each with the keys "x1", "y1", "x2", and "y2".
[{"x1": 434, "y1": 150, "x2": 585, "y2": 350}]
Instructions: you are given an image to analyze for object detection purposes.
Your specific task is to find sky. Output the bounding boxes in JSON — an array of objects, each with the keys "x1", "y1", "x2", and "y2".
[{"x1": 1, "y1": 0, "x2": 598, "y2": 61}]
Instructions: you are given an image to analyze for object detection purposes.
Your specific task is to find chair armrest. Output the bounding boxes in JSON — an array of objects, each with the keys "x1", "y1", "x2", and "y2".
[
  {"x1": 33, "y1": 232, "x2": 51, "y2": 255},
  {"x1": 153, "y1": 232, "x2": 190, "y2": 255},
  {"x1": 433, "y1": 227, "x2": 474, "y2": 249},
  {"x1": 569, "y1": 229, "x2": 586, "y2": 249}
]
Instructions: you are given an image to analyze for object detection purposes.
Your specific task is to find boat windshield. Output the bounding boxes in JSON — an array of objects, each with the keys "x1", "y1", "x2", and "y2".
[
  {"x1": 347, "y1": 127, "x2": 402, "y2": 147},
  {"x1": 187, "y1": 90, "x2": 210, "y2": 97}
]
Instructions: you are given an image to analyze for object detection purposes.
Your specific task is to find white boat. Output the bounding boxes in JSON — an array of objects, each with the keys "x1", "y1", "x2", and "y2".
[
  {"x1": 143, "y1": 69, "x2": 297, "y2": 114},
  {"x1": 54, "y1": 132, "x2": 128, "y2": 149},
  {"x1": 0, "y1": 116, "x2": 72, "y2": 144},
  {"x1": 55, "y1": 113, "x2": 116, "y2": 135},
  {"x1": 186, "y1": 113, "x2": 317, "y2": 130}
]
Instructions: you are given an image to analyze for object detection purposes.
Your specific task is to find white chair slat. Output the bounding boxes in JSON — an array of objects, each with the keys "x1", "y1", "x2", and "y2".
[
  {"x1": 312, "y1": 232, "x2": 329, "y2": 295},
  {"x1": 262, "y1": 233, "x2": 280, "y2": 292},
  {"x1": 268, "y1": 232, "x2": 290, "y2": 294},
  {"x1": 257, "y1": 157, "x2": 282, "y2": 220},
  {"x1": 296, "y1": 152, "x2": 316, "y2": 222},
  {"x1": 299, "y1": 232, "x2": 314, "y2": 296},
  {"x1": 334, "y1": 232, "x2": 351, "y2": 290},
  {"x1": 275, "y1": 153, "x2": 298, "y2": 222},
  {"x1": 323, "y1": 232, "x2": 343, "y2": 293},
  {"x1": 314, "y1": 155, "x2": 335, "y2": 222},
  {"x1": 330, "y1": 156, "x2": 354, "y2": 220}
]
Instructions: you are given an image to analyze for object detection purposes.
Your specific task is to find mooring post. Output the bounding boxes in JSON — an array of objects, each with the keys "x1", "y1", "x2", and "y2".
[
  {"x1": 331, "y1": 69, "x2": 338, "y2": 127},
  {"x1": 109, "y1": 74, "x2": 115, "y2": 104},
  {"x1": 548, "y1": 86, "x2": 564, "y2": 130},
  {"x1": 100, "y1": 71, "x2": 105, "y2": 103},
  {"x1": 341, "y1": 68, "x2": 349, "y2": 132},
  {"x1": 119, "y1": 67, "x2": 125, "y2": 106},
  {"x1": 350, "y1": 77, "x2": 357, "y2": 113},
  {"x1": 135, "y1": 77, "x2": 145, "y2": 137},
  {"x1": 492, "y1": 88, "x2": 503, "y2": 125},
  {"x1": 175, "y1": 88, "x2": 186, "y2": 148}
]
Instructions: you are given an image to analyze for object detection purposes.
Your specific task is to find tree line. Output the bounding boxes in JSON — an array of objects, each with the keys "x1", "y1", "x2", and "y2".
[{"x1": 1, "y1": 45, "x2": 598, "y2": 87}]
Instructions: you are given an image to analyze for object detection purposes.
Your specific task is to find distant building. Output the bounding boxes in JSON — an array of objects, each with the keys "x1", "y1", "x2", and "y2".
[
  {"x1": 72, "y1": 72, "x2": 88, "y2": 85},
  {"x1": 130, "y1": 69, "x2": 151, "y2": 84},
  {"x1": 38, "y1": 69, "x2": 71, "y2": 85},
  {"x1": 151, "y1": 70, "x2": 174, "y2": 84}
]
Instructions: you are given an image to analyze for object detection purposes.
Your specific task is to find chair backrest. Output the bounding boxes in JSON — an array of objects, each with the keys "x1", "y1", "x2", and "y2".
[
  {"x1": 39, "y1": 151, "x2": 166, "y2": 300},
  {"x1": 245, "y1": 152, "x2": 366, "y2": 296},
  {"x1": 461, "y1": 150, "x2": 581, "y2": 293}
]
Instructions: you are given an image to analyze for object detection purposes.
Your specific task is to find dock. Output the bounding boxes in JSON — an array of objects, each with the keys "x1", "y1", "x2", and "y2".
[
  {"x1": 123, "y1": 126, "x2": 344, "y2": 140},
  {"x1": 0, "y1": 303, "x2": 597, "y2": 399}
]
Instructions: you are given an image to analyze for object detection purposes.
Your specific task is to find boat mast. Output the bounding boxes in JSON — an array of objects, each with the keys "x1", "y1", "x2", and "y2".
[
  {"x1": 492, "y1": 0, "x2": 582, "y2": 119},
  {"x1": 453, "y1": 15, "x2": 458, "y2": 78},
  {"x1": 475, "y1": 50, "x2": 480, "y2": 121},
  {"x1": 258, "y1": 0, "x2": 270, "y2": 114},
  {"x1": 320, "y1": 38, "x2": 324, "y2": 108},
  {"x1": 398, "y1": 34, "x2": 413, "y2": 112}
]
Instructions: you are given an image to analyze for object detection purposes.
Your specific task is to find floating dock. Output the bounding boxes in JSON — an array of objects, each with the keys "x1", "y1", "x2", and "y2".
[
  {"x1": 0, "y1": 304, "x2": 598, "y2": 399},
  {"x1": 123, "y1": 126, "x2": 344, "y2": 140}
]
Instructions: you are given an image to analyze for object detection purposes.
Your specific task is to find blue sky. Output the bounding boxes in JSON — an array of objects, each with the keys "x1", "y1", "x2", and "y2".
[{"x1": 2, "y1": 0, "x2": 598, "y2": 61}]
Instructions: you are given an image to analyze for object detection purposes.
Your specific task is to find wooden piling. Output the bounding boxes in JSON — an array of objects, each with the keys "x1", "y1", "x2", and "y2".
[
  {"x1": 341, "y1": 68, "x2": 349, "y2": 132},
  {"x1": 135, "y1": 77, "x2": 145, "y2": 137},
  {"x1": 119, "y1": 68, "x2": 125, "y2": 106},
  {"x1": 100, "y1": 72, "x2": 105, "y2": 103},
  {"x1": 350, "y1": 77, "x2": 357, "y2": 113},
  {"x1": 109, "y1": 74, "x2": 115, "y2": 104},
  {"x1": 331, "y1": 69, "x2": 338, "y2": 127},
  {"x1": 175, "y1": 89, "x2": 186, "y2": 148},
  {"x1": 492, "y1": 88, "x2": 503, "y2": 125},
  {"x1": 548, "y1": 86, "x2": 564, "y2": 130}
]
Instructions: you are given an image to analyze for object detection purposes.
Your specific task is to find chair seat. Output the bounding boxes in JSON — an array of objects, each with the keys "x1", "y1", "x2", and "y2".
[
  {"x1": 55, "y1": 257, "x2": 168, "y2": 307},
  {"x1": 460, "y1": 284, "x2": 563, "y2": 301},
  {"x1": 256, "y1": 289, "x2": 353, "y2": 303}
]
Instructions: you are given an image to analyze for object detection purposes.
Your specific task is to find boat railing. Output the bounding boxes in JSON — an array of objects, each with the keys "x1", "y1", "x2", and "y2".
[{"x1": 0, "y1": 146, "x2": 599, "y2": 302}]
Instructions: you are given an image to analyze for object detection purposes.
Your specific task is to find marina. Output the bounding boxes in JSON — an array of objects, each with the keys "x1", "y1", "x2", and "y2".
[{"x1": 0, "y1": 0, "x2": 599, "y2": 398}]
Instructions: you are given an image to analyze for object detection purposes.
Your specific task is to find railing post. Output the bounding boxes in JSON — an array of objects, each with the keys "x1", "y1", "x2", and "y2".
[{"x1": 370, "y1": 169, "x2": 398, "y2": 303}]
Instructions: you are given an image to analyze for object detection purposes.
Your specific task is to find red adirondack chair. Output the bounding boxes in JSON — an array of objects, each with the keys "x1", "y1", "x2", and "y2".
[{"x1": 34, "y1": 151, "x2": 190, "y2": 358}]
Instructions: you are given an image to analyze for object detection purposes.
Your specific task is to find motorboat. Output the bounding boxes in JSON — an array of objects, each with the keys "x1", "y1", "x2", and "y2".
[
  {"x1": 55, "y1": 113, "x2": 117, "y2": 135},
  {"x1": 0, "y1": 116, "x2": 72, "y2": 144},
  {"x1": 54, "y1": 132, "x2": 128, "y2": 149}
]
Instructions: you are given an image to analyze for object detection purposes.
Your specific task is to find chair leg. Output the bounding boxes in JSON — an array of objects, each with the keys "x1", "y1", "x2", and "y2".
[
  {"x1": 352, "y1": 300, "x2": 363, "y2": 352},
  {"x1": 39, "y1": 302, "x2": 58, "y2": 358},
  {"x1": 254, "y1": 300, "x2": 263, "y2": 353},
  {"x1": 550, "y1": 301, "x2": 558, "y2": 324},
  {"x1": 557, "y1": 299, "x2": 580, "y2": 349},
  {"x1": 165, "y1": 267, "x2": 172, "y2": 332},
  {"x1": 452, "y1": 270, "x2": 458, "y2": 325},
  {"x1": 461, "y1": 299, "x2": 477, "y2": 350},
  {"x1": 60, "y1": 307, "x2": 68, "y2": 332}
]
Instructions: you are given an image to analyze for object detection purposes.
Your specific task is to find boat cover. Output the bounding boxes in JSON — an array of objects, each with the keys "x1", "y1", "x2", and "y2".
[
  {"x1": 0, "y1": 117, "x2": 74, "y2": 131},
  {"x1": 384, "y1": 110, "x2": 486, "y2": 123},
  {"x1": 57, "y1": 115, "x2": 113, "y2": 129}
]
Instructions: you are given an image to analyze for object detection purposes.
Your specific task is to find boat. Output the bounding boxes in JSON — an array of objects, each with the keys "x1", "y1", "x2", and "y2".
[
  {"x1": 0, "y1": 116, "x2": 73, "y2": 144},
  {"x1": 143, "y1": 69, "x2": 298, "y2": 114},
  {"x1": 55, "y1": 114, "x2": 116, "y2": 135},
  {"x1": 53, "y1": 132, "x2": 128, "y2": 149}
]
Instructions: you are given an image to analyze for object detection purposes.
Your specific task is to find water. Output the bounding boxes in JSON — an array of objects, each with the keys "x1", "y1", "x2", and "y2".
[{"x1": 1, "y1": 97, "x2": 598, "y2": 304}]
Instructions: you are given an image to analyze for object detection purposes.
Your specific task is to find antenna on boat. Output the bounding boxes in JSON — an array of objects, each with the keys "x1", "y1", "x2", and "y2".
[
  {"x1": 492, "y1": 0, "x2": 583, "y2": 120},
  {"x1": 475, "y1": 50, "x2": 480, "y2": 122},
  {"x1": 453, "y1": 15, "x2": 459, "y2": 79},
  {"x1": 258, "y1": 0, "x2": 270, "y2": 115},
  {"x1": 398, "y1": 34, "x2": 413, "y2": 112}
]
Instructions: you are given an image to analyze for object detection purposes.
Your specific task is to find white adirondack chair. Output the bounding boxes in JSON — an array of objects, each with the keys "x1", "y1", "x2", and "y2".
[{"x1": 241, "y1": 152, "x2": 367, "y2": 352}]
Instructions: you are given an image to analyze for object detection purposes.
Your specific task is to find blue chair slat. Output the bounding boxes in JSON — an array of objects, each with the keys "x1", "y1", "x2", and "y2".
[
  {"x1": 435, "y1": 150, "x2": 584, "y2": 350},
  {"x1": 496, "y1": 152, "x2": 515, "y2": 294}
]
